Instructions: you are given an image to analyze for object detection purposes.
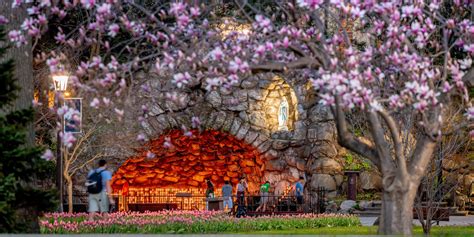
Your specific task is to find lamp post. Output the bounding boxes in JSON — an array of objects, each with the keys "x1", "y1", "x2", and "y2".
[{"x1": 53, "y1": 73, "x2": 69, "y2": 212}]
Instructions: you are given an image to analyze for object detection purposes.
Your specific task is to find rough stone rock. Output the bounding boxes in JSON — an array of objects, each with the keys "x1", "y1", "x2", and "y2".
[
  {"x1": 293, "y1": 121, "x2": 307, "y2": 140},
  {"x1": 205, "y1": 91, "x2": 222, "y2": 108},
  {"x1": 230, "y1": 118, "x2": 242, "y2": 135},
  {"x1": 308, "y1": 104, "x2": 334, "y2": 122},
  {"x1": 296, "y1": 159, "x2": 306, "y2": 171},
  {"x1": 309, "y1": 158, "x2": 343, "y2": 174},
  {"x1": 312, "y1": 142, "x2": 338, "y2": 158},
  {"x1": 221, "y1": 116, "x2": 234, "y2": 132},
  {"x1": 263, "y1": 172, "x2": 282, "y2": 184},
  {"x1": 463, "y1": 174, "x2": 474, "y2": 193},
  {"x1": 283, "y1": 148, "x2": 298, "y2": 166},
  {"x1": 252, "y1": 134, "x2": 268, "y2": 148},
  {"x1": 249, "y1": 102, "x2": 263, "y2": 110},
  {"x1": 227, "y1": 102, "x2": 248, "y2": 111},
  {"x1": 248, "y1": 89, "x2": 267, "y2": 101},
  {"x1": 272, "y1": 140, "x2": 290, "y2": 150},
  {"x1": 294, "y1": 146, "x2": 311, "y2": 158},
  {"x1": 326, "y1": 191, "x2": 337, "y2": 198},
  {"x1": 339, "y1": 200, "x2": 357, "y2": 213},
  {"x1": 442, "y1": 158, "x2": 468, "y2": 171},
  {"x1": 156, "y1": 115, "x2": 171, "y2": 129},
  {"x1": 325, "y1": 201, "x2": 338, "y2": 213},
  {"x1": 266, "y1": 159, "x2": 286, "y2": 172},
  {"x1": 288, "y1": 167, "x2": 301, "y2": 182},
  {"x1": 249, "y1": 111, "x2": 266, "y2": 128},
  {"x1": 149, "y1": 104, "x2": 165, "y2": 116},
  {"x1": 360, "y1": 171, "x2": 383, "y2": 191},
  {"x1": 257, "y1": 140, "x2": 273, "y2": 154},
  {"x1": 205, "y1": 112, "x2": 218, "y2": 128},
  {"x1": 274, "y1": 180, "x2": 291, "y2": 195},
  {"x1": 258, "y1": 79, "x2": 272, "y2": 89},
  {"x1": 239, "y1": 111, "x2": 249, "y2": 122},
  {"x1": 359, "y1": 200, "x2": 371, "y2": 210},
  {"x1": 219, "y1": 87, "x2": 233, "y2": 95},
  {"x1": 310, "y1": 174, "x2": 337, "y2": 191},
  {"x1": 236, "y1": 123, "x2": 250, "y2": 140},
  {"x1": 334, "y1": 174, "x2": 344, "y2": 187},
  {"x1": 212, "y1": 111, "x2": 227, "y2": 130},
  {"x1": 241, "y1": 78, "x2": 258, "y2": 89},
  {"x1": 308, "y1": 123, "x2": 335, "y2": 141},
  {"x1": 244, "y1": 130, "x2": 259, "y2": 144},
  {"x1": 233, "y1": 90, "x2": 248, "y2": 102},
  {"x1": 264, "y1": 149, "x2": 279, "y2": 160},
  {"x1": 140, "y1": 120, "x2": 155, "y2": 136},
  {"x1": 297, "y1": 104, "x2": 307, "y2": 120}
]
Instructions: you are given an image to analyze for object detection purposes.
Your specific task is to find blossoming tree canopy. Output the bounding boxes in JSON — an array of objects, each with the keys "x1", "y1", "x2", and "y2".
[{"x1": 4, "y1": 0, "x2": 473, "y2": 234}]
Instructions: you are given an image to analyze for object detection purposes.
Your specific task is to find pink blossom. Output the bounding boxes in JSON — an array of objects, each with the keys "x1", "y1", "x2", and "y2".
[
  {"x1": 61, "y1": 133, "x2": 77, "y2": 148},
  {"x1": 97, "y1": 3, "x2": 112, "y2": 16},
  {"x1": 11, "y1": 0, "x2": 22, "y2": 8},
  {"x1": 172, "y1": 72, "x2": 191, "y2": 88},
  {"x1": 41, "y1": 149, "x2": 54, "y2": 161},
  {"x1": 137, "y1": 133, "x2": 146, "y2": 142},
  {"x1": 114, "y1": 108, "x2": 124, "y2": 117},
  {"x1": 190, "y1": 7, "x2": 200, "y2": 17},
  {"x1": 0, "y1": 15, "x2": 9, "y2": 25},
  {"x1": 297, "y1": 0, "x2": 323, "y2": 10},
  {"x1": 228, "y1": 57, "x2": 249, "y2": 73},
  {"x1": 108, "y1": 24, "x2": 120, "y2": 37},
  {"x1": 191, "y1": 116, "x2": 201, "y2": 128},
  {"x1": 169, "y1": 2, "x2": 186, "y2": 16},
  {"x1": 208, "y1": 47, "x2": 224, "y2": 61},
  {"x1": 464, "y1": 44, "x2": 474, "y2": 54},
  {"x1": 146, "y1": 151, "x2": 155, "y2": 159},
  {"x1": 466, "y1": 107, "x2": 474, "y2": 120},
  {"x1": 90, "y1": 98, "x2": 100, "y2": 108},
  {"x1": 81, "y1": 0, "x2": 96, "y2": 9},
  {"x1": 254, "y1": 15, "x2": 272, "y2": 33}
]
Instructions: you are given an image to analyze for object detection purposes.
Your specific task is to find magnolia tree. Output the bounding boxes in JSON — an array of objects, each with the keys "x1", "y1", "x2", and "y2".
[{"x1": 4, "y1": 0, "x2": 474, "y2": 234}]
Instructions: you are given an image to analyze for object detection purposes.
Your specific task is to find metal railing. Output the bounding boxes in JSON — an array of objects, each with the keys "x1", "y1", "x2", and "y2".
[{"x1": 64, "y1": 188, "x2": 328, "y2": 214}]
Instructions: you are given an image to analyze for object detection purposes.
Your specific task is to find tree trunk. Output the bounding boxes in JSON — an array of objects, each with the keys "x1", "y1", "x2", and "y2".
[
  {"x1": 0, "y1": 0, "x2": 35, "y2": 144},
  {"x1": 379, "y1": 180, "x2": 419, "y2": 235},
  {"x1": 65, "y1": 175, "x2": 73, "y2": 213}
]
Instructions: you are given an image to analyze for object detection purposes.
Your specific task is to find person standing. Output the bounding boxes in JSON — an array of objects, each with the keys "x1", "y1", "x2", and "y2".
[
  {"x1": 222, "y1": 181, "x2": 233, "y2": 212},
  {"x1": 295, "y1": 176, "x2": 304, "y2": 211},
  {"x1": 205, "y1": 178, "x2": 215, "y2": 211},
  {"x1": 255, "y1": 181, "x2": 270, "y2": 212},
  {"x1": 235, "y1": 176, "x2": 247, "y2": 217},
  {"x1": 86, "y1": 159, "x2": 114, "y2": 221}
]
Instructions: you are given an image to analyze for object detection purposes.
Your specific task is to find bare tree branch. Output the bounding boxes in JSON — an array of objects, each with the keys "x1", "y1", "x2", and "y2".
[{"x1": 333, "y1": 96, "x2": 380, "y2": 169}]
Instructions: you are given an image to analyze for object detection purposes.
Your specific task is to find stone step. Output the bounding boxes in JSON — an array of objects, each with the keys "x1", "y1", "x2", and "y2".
[
  {"x1": 451, "y1": 210, "x2": 469, "y2": 216},
  {"x1": 362, "y1": 206, "x2": 381, "y2": 211},
  {"x1": 371, "y1": 201, "x2": 382, "y2": 207}
]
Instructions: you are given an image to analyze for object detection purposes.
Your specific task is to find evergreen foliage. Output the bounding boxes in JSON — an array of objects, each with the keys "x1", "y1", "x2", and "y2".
[{"x1": 0, "y1": 26, "x2": 57, "y2": 233}]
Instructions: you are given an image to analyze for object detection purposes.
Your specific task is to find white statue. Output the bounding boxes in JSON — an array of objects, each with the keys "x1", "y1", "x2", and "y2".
[{"x1": 278, "y1": 98, "x2": 289, "y2": 130}]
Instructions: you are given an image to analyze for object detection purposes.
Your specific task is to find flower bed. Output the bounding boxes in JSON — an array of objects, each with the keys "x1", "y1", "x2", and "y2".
[{"x1": 40, "y1": 211, "x2": 360, "y2": 234}]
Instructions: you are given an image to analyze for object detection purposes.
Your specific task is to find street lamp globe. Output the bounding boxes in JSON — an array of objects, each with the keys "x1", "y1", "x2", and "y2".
[{"x1": 52, "y1": 74, "x2": 69, "y2": 92}]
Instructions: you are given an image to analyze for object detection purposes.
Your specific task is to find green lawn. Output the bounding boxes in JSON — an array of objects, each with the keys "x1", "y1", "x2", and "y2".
[{"x1": 238, "y1": 226, "x2": 474, "y2": 236}]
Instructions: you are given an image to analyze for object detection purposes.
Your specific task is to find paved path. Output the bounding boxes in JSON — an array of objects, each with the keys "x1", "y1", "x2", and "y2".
[{"x1": 360, "y1": 215, "x2": 474, "y2": 226}]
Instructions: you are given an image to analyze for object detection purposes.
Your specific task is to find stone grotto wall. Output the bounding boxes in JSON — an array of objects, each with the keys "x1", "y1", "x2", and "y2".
[{"x1": 74, "y1": 73, "x2": 371, "y2": 199}]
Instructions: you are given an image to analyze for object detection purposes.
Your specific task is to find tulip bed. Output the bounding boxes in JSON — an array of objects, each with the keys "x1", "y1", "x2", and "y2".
[{"x1": 40, "y1": 211, "x2": 360, "y2": 234}]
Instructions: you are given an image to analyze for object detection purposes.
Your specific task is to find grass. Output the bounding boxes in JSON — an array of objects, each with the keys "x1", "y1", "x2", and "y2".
[{"x1": 238, "y1": 226, "x2": 474, "y2": 236}]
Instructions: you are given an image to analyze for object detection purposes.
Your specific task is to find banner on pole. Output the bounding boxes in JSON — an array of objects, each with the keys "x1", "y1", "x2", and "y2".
[{"x1": 63, "y1": 98, "x2": 82, "y2": 133}]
